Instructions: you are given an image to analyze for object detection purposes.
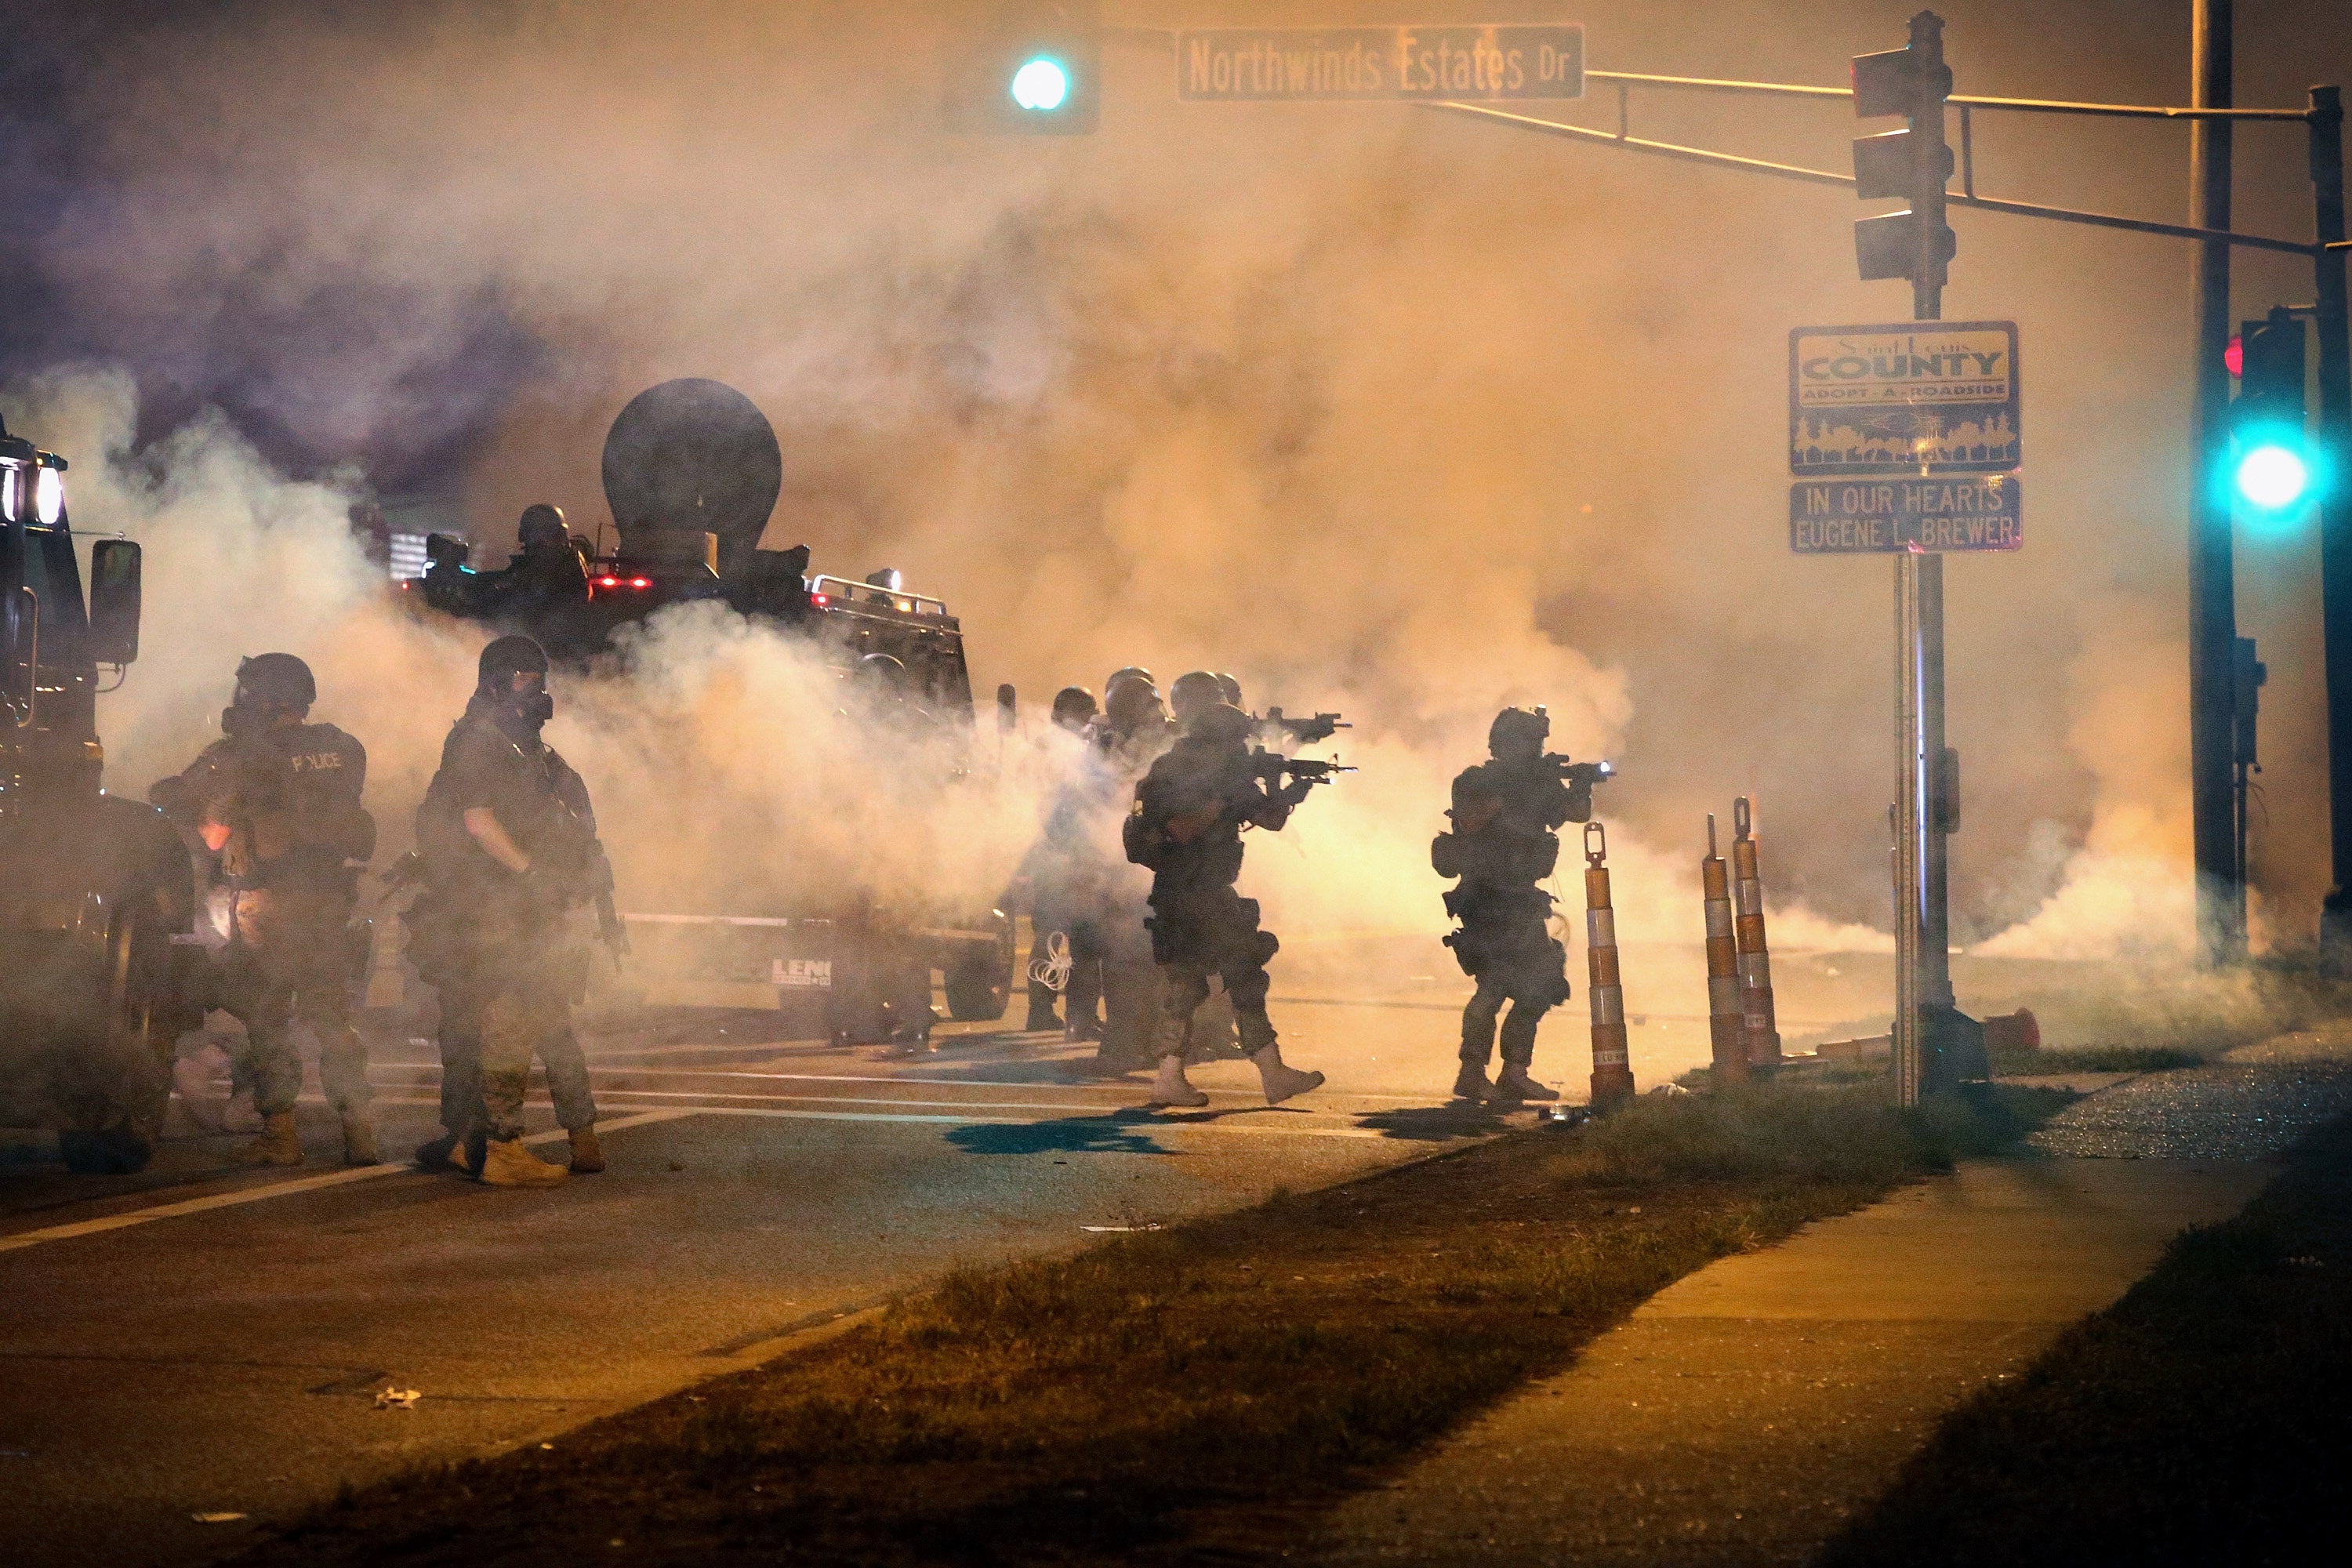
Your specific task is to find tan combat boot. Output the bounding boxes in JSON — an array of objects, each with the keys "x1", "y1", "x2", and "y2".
[
  {"x1": 1452, "y1": 1061, "x2": 1498, "y2": 1104},
  {"x1": 1146, "y1": 1053, "x2": 1210, "y2": 1109},
  {"x1": 1493, "y1": 1064, "x2": 1559, "y2": 1104},
  {"x1": 1252, "y1": 1043, "x2": 1324, "y2": 1106},
  {"x1": 477, "y1": 1136, "x2": 568, "y2": 1187},
  {"x1": 234, "y1": 1112, "x2": 303, "y2": 1167},
  {"x1": 340, "y1": 1112, "x2": 379, "y2": 1167},
  {"x1": 568, "y1": 1127, "x2": 605, "y2": 1174}
]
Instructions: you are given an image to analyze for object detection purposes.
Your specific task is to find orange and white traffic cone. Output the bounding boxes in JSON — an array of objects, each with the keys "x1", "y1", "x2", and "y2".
[
  {"x1": 1703, "y1": 815, "x2": 1748, "y2": 1086},
  {"x1": 1731, "y1": 797, "x2": 1783, "y2": 1073},
  {"x1": 1583, "y1": 822, "x2": 1635, "y2": 1108}
]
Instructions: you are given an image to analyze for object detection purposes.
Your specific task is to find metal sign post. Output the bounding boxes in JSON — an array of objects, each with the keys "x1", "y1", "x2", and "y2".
[{"x1": 1848, "y1": 12, "x2": 1968, "y2": 1105}]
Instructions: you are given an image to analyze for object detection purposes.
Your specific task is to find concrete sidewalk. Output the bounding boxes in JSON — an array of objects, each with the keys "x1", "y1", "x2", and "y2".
[{"x1": 1310, "y1": 1050, "x2": 2352, "y2": 1567}]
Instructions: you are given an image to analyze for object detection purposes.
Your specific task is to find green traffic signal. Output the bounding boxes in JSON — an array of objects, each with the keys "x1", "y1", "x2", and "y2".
[
  {"x1": 1011, "y1": 56, "x2": 1070, "y2": 112},
  {"x1": 2229, "y1": 308, "x2": 2315, "y2": 520},
  {"x1": 2233, "y1": 440, "x2": 2312, "y2": 512},
  {"x1": 945, "y1": 5, "x2": 1099, "y2": 134}
]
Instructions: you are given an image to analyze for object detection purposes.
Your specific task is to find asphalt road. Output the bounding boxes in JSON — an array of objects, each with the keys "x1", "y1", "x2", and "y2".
[{"x1": 0, "y1": 992, "x2": 1525, "y2": 1568}]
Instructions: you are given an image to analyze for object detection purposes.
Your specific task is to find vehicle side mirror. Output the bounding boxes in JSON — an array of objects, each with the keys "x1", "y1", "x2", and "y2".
[{"x1": 88, "y1": 539, "x2": 142, "y2": 663}]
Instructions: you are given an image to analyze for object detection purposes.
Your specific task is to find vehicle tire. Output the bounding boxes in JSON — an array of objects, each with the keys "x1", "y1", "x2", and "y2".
[
  {"x1": 58, "y1": 895, "x2": 173, "y2": 1175},
  {"x1": 944, "y1": 947, "x2": 1011, "y2": 1022}
]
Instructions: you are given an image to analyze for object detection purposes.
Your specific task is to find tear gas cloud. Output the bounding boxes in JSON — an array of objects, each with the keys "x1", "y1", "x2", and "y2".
[
  {"x1": 14, "y1": 0, "x2": 2352, "y2": 980},
  {"x1": 20, "y1": 368, "x2": 1061, "y2": 927}
]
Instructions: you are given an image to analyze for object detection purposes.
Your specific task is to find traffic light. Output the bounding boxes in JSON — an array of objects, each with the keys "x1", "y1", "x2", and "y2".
[
  {"x1": 944, "y1": 3, "x2": 1101, "y2": 135},
  {"x1": 2230, "y1": 307, "x2": 2314, "y2": 515},
  {"x1": 1851, "y1": 12, "x2": 1957, "y2": 299}
]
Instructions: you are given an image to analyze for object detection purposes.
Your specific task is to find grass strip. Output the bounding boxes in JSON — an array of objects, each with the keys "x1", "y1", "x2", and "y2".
[
  {"x1": 1991, "y1": 1041, "x2": 2206, "y2": 1076},
  {"x1": 1819, "y1": 1108, "x2": 2352, "y2": 1568},
  {"x1": 245, "y1": 1081, "x2": 2069, "y2": 1568}
]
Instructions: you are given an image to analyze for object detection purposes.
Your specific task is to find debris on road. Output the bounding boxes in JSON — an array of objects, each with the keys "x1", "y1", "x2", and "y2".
[
  {"x1": 373, "y1": 1388, "x2": 422, "y2": 1411},
  {"x1": 192, "y1": 1512, "x2": 249, "y2": 1524}
]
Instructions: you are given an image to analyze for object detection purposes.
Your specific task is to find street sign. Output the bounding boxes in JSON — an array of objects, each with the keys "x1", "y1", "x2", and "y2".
[
  {"x1": 1175, "y1": 25, "x2": 1584, "y2": 103},
  {"x1": 1789, "y1": 474, "x2": 2022, "y2": 554},
  {"x1": 1789, "y1": 321, "x2": 2020, "y2": 476}
]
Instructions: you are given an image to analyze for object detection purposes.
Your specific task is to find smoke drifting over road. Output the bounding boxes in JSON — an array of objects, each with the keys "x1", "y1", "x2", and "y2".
[{"x1": 10, "y1": 0, "x2": 2350, "y2": 973}]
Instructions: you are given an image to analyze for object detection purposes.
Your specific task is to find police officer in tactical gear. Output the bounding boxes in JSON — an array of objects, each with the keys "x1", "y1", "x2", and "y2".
[
  {"x1": 1435, "y1": 706, "x2": 1594, "y2": 1105},
  {"x1": 1123, "y1": 684, "x2": 1327, "y2": 1109},
  {"x1": 1081, "y1": 669, "x2": 1174, "y2": 1069},
  {"x1": 492, "y1": 504, "x2": 590, "y2": 652},
  {"x1": 151, "y1": 654, "x2": 377, "y2": 1167},
  {"x1": 408, "y1": 635, "x2": 608, "y2": 1185}
]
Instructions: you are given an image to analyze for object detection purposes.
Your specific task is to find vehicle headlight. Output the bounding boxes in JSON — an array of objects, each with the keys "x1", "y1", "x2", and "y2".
[
  {"x1": 0, "y1": 465, "x2": 16, "y2": 523},
  {"x1": 34, "y1": 464, "x2": 63, "y2": 526}
]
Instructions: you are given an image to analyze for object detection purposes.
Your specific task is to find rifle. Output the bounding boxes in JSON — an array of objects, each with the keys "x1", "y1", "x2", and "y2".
[
  {"x1": 586, "y1": 844, "x2": 630, "y2": 967},
  {"x1": 1261, "y1": 706, "x2": 1350, "y2": 746},
  {"x1": 1249, "y1": 750, "x2": 1357, "y2": 788}
]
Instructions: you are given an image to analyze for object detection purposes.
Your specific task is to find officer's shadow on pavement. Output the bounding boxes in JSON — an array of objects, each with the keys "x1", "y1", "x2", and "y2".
[
  {"x1": 1354, "y1": 1104, "x2": 1517, "y2": 1142},
  {"x1": 946, "y1": 1109, "x2": 1186, "y2": 1157}
]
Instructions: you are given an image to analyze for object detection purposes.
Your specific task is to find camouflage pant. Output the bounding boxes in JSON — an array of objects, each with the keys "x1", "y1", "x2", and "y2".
[
  {"x1": 1146, "y1": 887, "x2": 1278, "y2": 1061},
  {"x1": 1455, "y1": 909, "x2": 1570, "y2": 1070},
  {"x1": 476, "y1": 964, "x2": 593, "y2": 1144},
  {"x1": 437, "y1": 973, "x2": 596, "y2": 1143},
  {"x1": 216, "y1": 890, "x2": 369, "y2": 1119}
]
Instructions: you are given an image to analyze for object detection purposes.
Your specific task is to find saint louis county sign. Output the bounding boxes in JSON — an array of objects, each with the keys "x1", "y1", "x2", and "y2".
[
  {"x1": 1788, "y1": 321, "x2": 2023, "y2": 553},
  {"x1": 1174, "y1": 24, "x2": 1584, "y2": 102}
]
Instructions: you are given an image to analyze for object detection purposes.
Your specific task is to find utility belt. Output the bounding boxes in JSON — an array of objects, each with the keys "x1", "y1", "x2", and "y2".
[{"x1": 1442, "y1": 880, "x2": 1555, "y2": 925}]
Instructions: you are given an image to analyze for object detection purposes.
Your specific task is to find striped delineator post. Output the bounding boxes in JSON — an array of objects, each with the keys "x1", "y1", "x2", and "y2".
[
  {"x1": 1702, "y1": 815, "x2": 1748, "y2": 1085},
  {"x1": 1583, "y1": 822, "x2": 1635, "y2": 1107},
  {"x1": 1730, "y1": 796, "x2": 1783, "y2": 1072}
]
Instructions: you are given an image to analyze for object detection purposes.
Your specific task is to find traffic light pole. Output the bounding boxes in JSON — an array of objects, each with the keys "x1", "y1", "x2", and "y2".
[
  {"x1": 2187, "y1": 0, "x2": 2241, "y2": 964},
  {"x1": 2313, "y1": 87, "x2": 2352, "y2": 964},
  {"x1": 1887, "y1": 12, "x2": 1954, "y2": 1107}
]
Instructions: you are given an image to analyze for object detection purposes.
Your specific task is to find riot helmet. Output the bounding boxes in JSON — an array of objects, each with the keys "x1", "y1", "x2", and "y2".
[
  {"x1": 1214, "y1": 673, "x2": 1243, "y2": 709},
  {"x1": 517, "y1": 503, "x2": 568, "y2": 551},
  {"x1": 234, "y1": 652, "x2": 316, "y2": 711},
  {"x1": 1488, "y1": 705, "x2": 1550, "y2": 761},
  {"x1": 225, "y1": 652, "x2": 315, "y2": 735},
  {"x1": 1105, "y1": 665, "x2": 1154, "y2": 691},
  {"x1": 1050, "y1": 686, "x2": 1098, "y2": 731},
  {"x1": 1189, "y1": 702, "x2": 1255, "y2": 746},
  {"x1": 1103, "y1": 673, "x2": 1164, "y2": 735},
  {"x1": 477, "y1": 633, "x2": 554, "y2": 728},
  {"x1": 1169, "y1": 670, "x2": 1225, "y2": 727}
]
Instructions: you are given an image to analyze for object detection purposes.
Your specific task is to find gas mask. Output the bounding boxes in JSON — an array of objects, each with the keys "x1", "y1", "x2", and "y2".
[{"x1": 220, "y1": 695, "x2": 280, "y2": 739}]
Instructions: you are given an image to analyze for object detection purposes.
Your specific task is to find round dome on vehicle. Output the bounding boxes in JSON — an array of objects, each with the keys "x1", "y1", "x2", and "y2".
[{"x1": 600, "y1": 379, "x2": 783, "y2": 563}]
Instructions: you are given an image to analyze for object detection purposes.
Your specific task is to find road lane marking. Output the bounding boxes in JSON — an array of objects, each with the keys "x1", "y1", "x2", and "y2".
[{"x1": 0, "y1": 1111, "x2": 689, "y2": 1255}]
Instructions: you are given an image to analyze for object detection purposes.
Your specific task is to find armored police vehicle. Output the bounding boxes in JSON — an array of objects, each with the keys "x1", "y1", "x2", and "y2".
[
  {"x1": 0, "y1": 414, "x2": 196, "y2": 1172},
  {"x1": 408, "y1": 379, "x2": 1013, "y2": 1040}
]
